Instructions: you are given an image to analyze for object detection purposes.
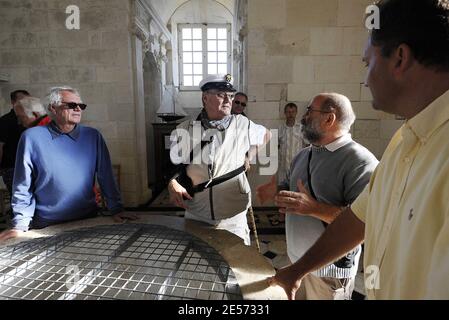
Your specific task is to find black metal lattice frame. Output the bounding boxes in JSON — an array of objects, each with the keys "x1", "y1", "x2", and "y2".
[{"x1": 0, "y1": 224, "x2": 242, "y2": 300}]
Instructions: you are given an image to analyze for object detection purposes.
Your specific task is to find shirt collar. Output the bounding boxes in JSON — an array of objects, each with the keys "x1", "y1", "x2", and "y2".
[
  {"x1": 323, "y1": 133, "x2": 353, "y2": 152},
  {"x1": 284, "y1": 122, "x2": 301, "y2": 128},
  {"x1": 48, "y1": 121, "x2": 80, "y2": 140},
  {"x1": 406, "y1": 89, "x2": 449, "y2": 143}
]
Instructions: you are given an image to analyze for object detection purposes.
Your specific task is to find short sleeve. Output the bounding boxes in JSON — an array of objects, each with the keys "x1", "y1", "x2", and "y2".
[
  {"x1": 248, "y1": 120, "x2": 267, "y2": 146},
  {"x1": 351, "y1": 182, "x2": 369, "y2": 223}
]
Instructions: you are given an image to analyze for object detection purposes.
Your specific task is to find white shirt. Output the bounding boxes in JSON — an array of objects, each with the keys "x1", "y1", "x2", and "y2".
[{"x1": 278, "y1": 122, "x2": 303, "y2": 181}]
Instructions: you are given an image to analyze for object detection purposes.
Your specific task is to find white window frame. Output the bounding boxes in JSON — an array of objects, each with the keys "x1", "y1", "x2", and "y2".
[{"x1": 178, "y1": 23, "x2": 232, "y2": 91}]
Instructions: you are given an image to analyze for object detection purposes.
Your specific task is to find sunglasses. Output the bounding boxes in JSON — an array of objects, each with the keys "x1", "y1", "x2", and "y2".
[
  {"x1": 207, "y1": 91, "x2": 235, "y2": 100},
  {"x1": 61, "y1": 102, "x2": 87, "y2": 110},
  {"x1": 234, "y1": 100, "x2": 247, "y2": 108}
]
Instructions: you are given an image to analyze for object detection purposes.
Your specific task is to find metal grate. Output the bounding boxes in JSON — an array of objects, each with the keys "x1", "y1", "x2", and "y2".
[{"x1": 0, "y1": 224, "x2": 242, "y2": 300}]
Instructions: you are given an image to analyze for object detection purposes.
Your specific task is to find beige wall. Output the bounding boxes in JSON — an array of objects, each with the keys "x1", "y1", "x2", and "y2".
[
  {"x1": 245, "y1": 0, "x2": 404, "y2": 204},
  {"x1": 0, "y1": 0, "x2": 152, "y2": 206}
]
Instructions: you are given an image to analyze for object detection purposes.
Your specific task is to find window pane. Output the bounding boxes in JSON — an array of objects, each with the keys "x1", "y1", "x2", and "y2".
[
  {"x1": 192, "y1": 28, "x2": 202, "y2": 39},
  {"x1": 208, "y1": 64, "x2": 217, "y2": 75},
  {"x1": 193, "y1": 52, "x2": 202, "y2": 63},
  {"x1": 183, "y1": 40, "x2": 192, "y2": 52},
  {"x1": 207, "y1": 40, "x2": 217, "y2": 51},
  {"x1": 192, "y1": 40, "x2": 202, "y2": 51},
  {"x1": 183, "y1": 64, "x2": 193, "y2": 75},
  {"x1": 194, "y1": 76, "x2": 203, "y2": 86},
  {"x1": 217, "y1": 64, "x2": 227, "y2": 74},
  {"x1": 182, "y1": 28, "x2": 192, "y2": 39},
  {"x1": 183, "y1": 52, "x2": 192, "y2": 63},
  {"x1": 217, "y1": 52, "x2": 227, "y2": 63},
  {"x1": 208, "y1": 52, "x2": 217, "y2": 63},
  {"x1": 217, "y1": 28, "x2": 227, "y2": 39},
  {"x1": 207, "y1": 28, "x2": 217, "y2": 40},
  {"x1": 217, "y1": 40, "x2": 227, "y2": 51},
  {"x1": 193, "y1": 64, "x2": 202, "y2": 75},
  {"x1": 184, "y1": 76, "x2": 193, "y2": 86}
]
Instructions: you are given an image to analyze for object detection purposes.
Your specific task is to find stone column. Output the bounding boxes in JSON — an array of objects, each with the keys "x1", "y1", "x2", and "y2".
[{"x1": 130, "y1": 4, "x2": 153, "y2": 204}]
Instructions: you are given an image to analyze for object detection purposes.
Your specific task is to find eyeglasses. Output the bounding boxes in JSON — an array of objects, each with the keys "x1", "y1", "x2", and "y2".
[
  {"x1": 234, "y1": 100, "x2": 247, "y2": 108},
  {"x1": 207, "y1": 91, "x2": 234, "y2": 100},
  {"x1": 60, "y1": 102, "x2": 87, "y2": 110},
  {"x1": 305, "y1": 106, "x2": 333, "y2": 115}
]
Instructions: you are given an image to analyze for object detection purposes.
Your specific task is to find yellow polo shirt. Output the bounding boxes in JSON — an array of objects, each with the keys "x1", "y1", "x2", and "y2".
[{"x1": 352, "y1": 89, "x2": 449, "y2": 299}]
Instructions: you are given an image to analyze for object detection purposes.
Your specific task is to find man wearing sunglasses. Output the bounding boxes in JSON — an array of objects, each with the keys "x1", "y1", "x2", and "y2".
[
  {"x1": 231, "y1": 92, "x2": 248, "y2": 117},
  {"x1": 0, "y1": 86, "x2": 135, "y2": 242},
  {"x1": 168, "y1": 74, "x2": 271, "y2": 245}
]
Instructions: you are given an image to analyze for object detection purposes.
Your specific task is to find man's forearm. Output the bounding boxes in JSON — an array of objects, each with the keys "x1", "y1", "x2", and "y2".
[
  {"x1": 312, "y1": 203, "x2": 346, "y2": 224},
  {"x1": 289, "y1": 208, "x2": 365, "y2": 278}
]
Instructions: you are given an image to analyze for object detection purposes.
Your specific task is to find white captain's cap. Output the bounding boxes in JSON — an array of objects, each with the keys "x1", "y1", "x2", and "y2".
[{"x1": 199, "y1": 74, "x2": 236, "y2": 92}]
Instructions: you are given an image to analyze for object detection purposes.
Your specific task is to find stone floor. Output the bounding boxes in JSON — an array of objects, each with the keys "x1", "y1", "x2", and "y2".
[{"x1": 0, "y1": 184, "x2": 366, "y2": 299}]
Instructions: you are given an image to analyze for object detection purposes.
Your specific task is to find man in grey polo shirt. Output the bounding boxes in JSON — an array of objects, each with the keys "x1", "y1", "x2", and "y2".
[{"x1": 257, "y1": 93, "x2": 378, "y2": 299}]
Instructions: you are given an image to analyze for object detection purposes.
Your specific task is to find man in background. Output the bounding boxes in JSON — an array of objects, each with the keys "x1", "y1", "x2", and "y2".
[
  {"x1": 0, "y1": 90, "x2": 30, "y2": 194},
  {"x1": 231, "y1": 92, "x2": 249, "y2": 117},
  {"x1": 13, "y1": 96, "x2": 50, "y2": 129},
  {"x1": 269, "y1": 103, "x2": 305, "y2": 226}
]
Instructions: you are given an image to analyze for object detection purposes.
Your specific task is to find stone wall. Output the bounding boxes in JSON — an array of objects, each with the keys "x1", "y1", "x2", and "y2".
[
  {"x1": 245, "y1": 0, "x2": 404, "y2": 204},
  {"x1": 1, "y1": 0, "x2": 406, "y2": 208},
  {"x1": 0, "y1": 0, "x2": 152, "y2": 206}
]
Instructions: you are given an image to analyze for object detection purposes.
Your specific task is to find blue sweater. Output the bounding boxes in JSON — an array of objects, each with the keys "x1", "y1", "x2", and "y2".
[{"x1": 11, "y1": 123, "x2": 123, "y2": 231}]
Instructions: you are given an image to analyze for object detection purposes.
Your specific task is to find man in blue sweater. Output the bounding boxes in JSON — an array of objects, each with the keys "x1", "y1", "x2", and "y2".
[{"x1": 0, "y1": 86, "x2": 136, "y2": 241}]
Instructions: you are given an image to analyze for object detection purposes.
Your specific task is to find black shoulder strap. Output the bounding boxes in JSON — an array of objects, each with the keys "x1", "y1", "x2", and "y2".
[
  {"x1": 192, "y1": 164, "x2": 246, "y2": 193},
  {"x1": 307, "y1": 148, "x2": 328, "y2": 228},
  {"x1": 307, "y1": 148, "x2": 317, "y2": 199}
]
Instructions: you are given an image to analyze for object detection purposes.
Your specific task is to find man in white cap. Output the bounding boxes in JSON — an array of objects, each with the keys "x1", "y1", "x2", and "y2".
[{"x1": 168, "y1": 74, "x2": 271, "y2": 245}]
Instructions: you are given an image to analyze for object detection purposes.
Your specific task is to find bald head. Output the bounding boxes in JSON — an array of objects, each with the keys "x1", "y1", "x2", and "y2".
[{"x1": 316, "y1": 93, "x2": 355, "y2": 132}]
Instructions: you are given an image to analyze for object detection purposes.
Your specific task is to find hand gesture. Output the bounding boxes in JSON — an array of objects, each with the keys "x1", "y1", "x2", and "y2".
[
  {"x1": 0, "y1": 229, "x2": 21, "y2": 243},
  {"x1": 267, "y1": 265, "x2": 304, "y2": 300},
  {"x1": 168, "y1": 179, "x2": 192, "y2": 209},
  {"x1": 275, "y1": 179, "x2": 319, "y2": 215}
]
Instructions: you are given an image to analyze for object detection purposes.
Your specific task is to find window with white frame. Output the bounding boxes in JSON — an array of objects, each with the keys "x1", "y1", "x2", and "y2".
[{"x1": 178, "y1": 24, "x2": 231, "y2": 90}]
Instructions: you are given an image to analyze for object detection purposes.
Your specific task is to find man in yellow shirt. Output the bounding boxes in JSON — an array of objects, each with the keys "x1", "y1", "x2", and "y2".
[{"x1": 269, "y1": 0, "x2": 449, "y2": 299}]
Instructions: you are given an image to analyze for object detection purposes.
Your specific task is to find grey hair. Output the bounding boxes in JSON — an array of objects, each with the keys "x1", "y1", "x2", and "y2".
[
  {"x1": 45, "y1": 86, "x2": 81, "y2": 119},
  {"x1": 320, "y1": 93, "x2": 356, "y2": 132},
  {"x1": 17, "y1": 97, "x2": 46, "y2": 118}
]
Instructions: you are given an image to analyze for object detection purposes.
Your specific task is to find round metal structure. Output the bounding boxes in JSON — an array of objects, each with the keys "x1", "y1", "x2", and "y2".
[{"x1": 0, "y1": 224, "x2": 242, "y2": 300}]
